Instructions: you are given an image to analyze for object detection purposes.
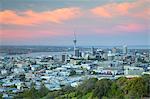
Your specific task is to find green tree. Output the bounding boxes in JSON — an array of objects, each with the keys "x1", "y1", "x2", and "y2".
[
  {"x1": 61, "y1": 85, "x2": 75, "y2": 94},
  {"x1": 116, "y1": 77, "x2": 128, "y2": 94},
  {"x1": 38, "y1": 84, "x2": 49, "y2": 98},
  {"x1": 19, "y1": 74, "x2": 26, "y2": 81},
  {"x1": 116, "y1": 77, "x2": 128, "y2": 87},
  {"x1": 92, "y1": 79, "x2": 112, "y2": 99},
  {"x1": 23, "y1": 86, "x2": 39, "y2": 99},
  {"x1": 142, "y1": 74, "x2": 150, "y2": 97},
  {"x1": 107, "y1": 82, "x2": 124, "y2": 99},
  {"x1": 124, "y1": 77, "x2": 146, "y2": 98},
  {"x1": 0, "y1": 94, "x2": 2, "y2": 99},
  {"x1": 76, "y1": 78, "x2": 98, "y2": 96}
]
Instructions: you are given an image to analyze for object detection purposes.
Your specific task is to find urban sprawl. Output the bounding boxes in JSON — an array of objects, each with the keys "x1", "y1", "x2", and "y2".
[{"x1": 0, "y1": 44, "x2": 150, "y2": 98}]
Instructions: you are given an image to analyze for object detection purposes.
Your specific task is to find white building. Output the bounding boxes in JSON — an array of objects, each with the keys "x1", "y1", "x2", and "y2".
[
  {"x1": 124, "y1": 65, "x2": 144, "y2": 75},
  {"x1": 1, "y1": 69, "x2": 7, "y2": 75},
  {"x1": 123, "y1": 45, "x2": 128, "y2": 54}
]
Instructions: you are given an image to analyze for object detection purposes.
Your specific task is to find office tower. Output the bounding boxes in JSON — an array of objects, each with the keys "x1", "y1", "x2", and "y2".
[
  {"x1": 112, "y1": 47, "x2": 117, "y2": 54},
  {"x1": 81, "y1": 52, "x2": 85, "y2": 58},
  {"x1": 91, "y1": 46, "x2": 96, "y2": 55},
  {"x1": 96, "y1": 53, "x2": 101, "y2": 60},
  {"x1": 75, "y1": 48, "x2": 80, "y2": 57},
  {"x1": 79, "y1": 52, "x2": 82, "y2": 57},
  {"x1": 62, "y1": 54, "x2": 66, "y2": 63},
  {"x1": 123, "y1": 45, "x2": 128, "y2": 55},
  {"x1": 108, "y1": 51, "x2": 113, "y2": 61}
]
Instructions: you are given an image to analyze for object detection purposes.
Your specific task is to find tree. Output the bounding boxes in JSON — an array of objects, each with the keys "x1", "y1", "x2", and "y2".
[
  {"x1": 142, "y1": 74, "x2": 150, "y2": 97},
  {"x1": 0, "y1": 94, "x2": 2, "y2": 99},
  {"x1": 77, "y1": 78, "x2": 98, "y2": 95},
  {"x1": 15, "y1": 76, "x2": 150, "y2": 99},
  {"x1": 92, "y1": 79, "x2": 112, "y2": 99},
  {"x1": 15, "y1": 83, "x2": 39, "y2": 99},
  {"x1": 107, "y1": 82, "x2": 124, "y2": 99},
  {"x1": 116, "y1": 77, "x2": 128, "y2": 87},
  {"x1": 61, "y1": 85, "x2": 75, "y2": 94},
  {"x1": 19, "y1": 74, "x2": 26, "y2": 81},
  {"x1": 116, "y1": 77, "x2": 128, "y2": 94},
  {"x1": 38, "y1": 84, "x2": 49, "y2": 98},
  {"x1": 124, "y1": 77, "x2": 147, "y2": 98},
  {"x1": 23, "y1": 86, "x2": 39, "y2": 99},
  {"x1": 69, "y1": 70, "x2": 76, "y2": 76}
]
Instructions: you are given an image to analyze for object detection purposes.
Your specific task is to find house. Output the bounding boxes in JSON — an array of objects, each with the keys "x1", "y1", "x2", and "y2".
[
  {"x1": 71, "y1": 81, "x2": 81, "y2": 87},
  {"x1": 13, "y1": 68, "x2": 25, "y2": 74},
  {"x1": 31, "y1": 65, "x2": 41, "y2": 71},
  {"x1": 1, "y1": 69, "x2": 7, "y2": 75}
]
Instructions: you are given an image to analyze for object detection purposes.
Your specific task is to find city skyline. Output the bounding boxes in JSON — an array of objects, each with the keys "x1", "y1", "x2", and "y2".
[{"x1": 0, "y1": 0, "x2": 150, "y2": 46}]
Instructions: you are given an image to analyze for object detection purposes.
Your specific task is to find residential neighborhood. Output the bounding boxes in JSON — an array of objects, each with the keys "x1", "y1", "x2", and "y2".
[{"x1": 0, "y1": 45, "x2": 149, "y2": 98}]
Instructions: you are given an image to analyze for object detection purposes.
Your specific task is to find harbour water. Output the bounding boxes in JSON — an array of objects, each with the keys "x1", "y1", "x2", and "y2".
[{"x1": 0, "y1": 51, "x2": 74, "y2": 57}]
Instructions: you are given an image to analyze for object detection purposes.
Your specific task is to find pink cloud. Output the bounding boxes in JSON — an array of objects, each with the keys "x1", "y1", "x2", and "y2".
[
  {"x1": 0, "y1": 27, "x2": 73, "y2": 41},
  {"x1": 115, "y1": 23, "x2": 148, "y2": 32},
  {"x1": 130, "y1": 8, "x2": 150, "y2": 20},
  {"x1": 0, "y1": 7, "x2": 81, "y2": 25},
  {"x1": 90, "y1": 0, "x2": 149, "y2": 19},
  {"x1": 91, "y1": 2, "x2": 135, "y2": 18},
  {"x1": 93, "y1": 23, "x2": 148, "y2": 34},
  {"x1": 1, "y1": 30, "x2": 53, "y2": 40},
  {"x1": 91, "y1": 7, "x2": 112, "y2": 18},
  {"x1": 93, "y1": 28, "x2": 111, "y2": 34}
]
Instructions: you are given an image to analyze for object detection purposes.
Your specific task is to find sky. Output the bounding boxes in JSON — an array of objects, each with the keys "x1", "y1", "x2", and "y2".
[{"x1": 0, "y1": 0, "x2": 150, "y2": 46}]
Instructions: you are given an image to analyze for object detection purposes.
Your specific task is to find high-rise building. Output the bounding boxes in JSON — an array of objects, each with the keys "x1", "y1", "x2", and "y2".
[
  {"x1": 73, "y1": 32, "x2": 80, "y2": 57},
  {"x1": 62, "y1": 54, "x2": 66, "y2": 63},
  {"x1": 91, "y1": 47, "x2": 96, "y2": 55},
  {"x1": 112, "y1": 47, "x2": 117, "y2": 54},
  {"x1": 75, "y1": 48, "x2": 80, "y2": 57},
  {"x1": 108, "y1": 51, "x2": 114, "y2": 61},
  {"x1": 123, "y1": 45, "x2": 128, "y2": 55}
]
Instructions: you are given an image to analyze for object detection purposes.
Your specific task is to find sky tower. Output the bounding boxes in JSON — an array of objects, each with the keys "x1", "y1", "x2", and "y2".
[
  {"x1": 73, "y1": 31, "x2": 77, "y2": 51},
  {"x1": 73, "y1": 32, "x2": 80, "y2": 57}
]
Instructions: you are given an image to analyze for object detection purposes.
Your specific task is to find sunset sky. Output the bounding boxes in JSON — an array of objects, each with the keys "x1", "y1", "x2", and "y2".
[{"x1": 0, "y1": 0, "x2": 150, "y2": 46}]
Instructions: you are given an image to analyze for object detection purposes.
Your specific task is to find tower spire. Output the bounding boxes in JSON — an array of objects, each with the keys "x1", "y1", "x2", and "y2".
[
  {"x1": 73, "y1": 31, "x2": 77, "y2": 50},
  {"x1": 73, "y1": 31, "x2": 80, "y2": 57}
]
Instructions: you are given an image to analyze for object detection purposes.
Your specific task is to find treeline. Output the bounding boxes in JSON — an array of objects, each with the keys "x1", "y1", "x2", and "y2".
[
  {"x1": 14, "y1": 84, "x2": 49, "y2": 99},
  {"x1": 15, "y1": 75, "x2": 150, "y2": 99}
]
